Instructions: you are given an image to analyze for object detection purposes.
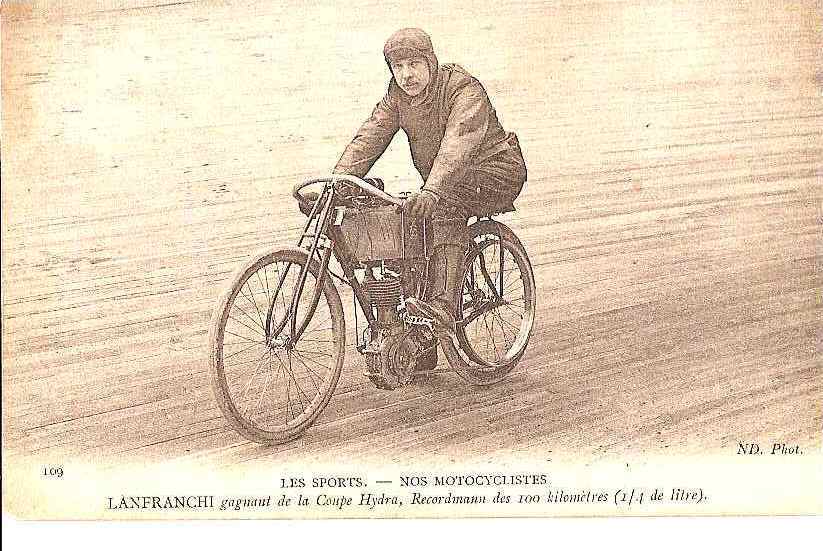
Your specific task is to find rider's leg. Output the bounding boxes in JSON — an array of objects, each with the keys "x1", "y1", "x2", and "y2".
[
  {"x1": 406, "y1": 202, "x2": 469, "y2": 334},
  {"x1": 427, "y1": 219, "x2": 469, "y2": 319},
  {"x1": 417, "y1": 150, "x2": 526, "y2": 325}
]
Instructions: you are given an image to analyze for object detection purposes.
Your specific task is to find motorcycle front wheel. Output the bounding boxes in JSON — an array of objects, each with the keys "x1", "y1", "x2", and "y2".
[{"x1": 209, "y1": 247, "x2": 345, "y2": 444}]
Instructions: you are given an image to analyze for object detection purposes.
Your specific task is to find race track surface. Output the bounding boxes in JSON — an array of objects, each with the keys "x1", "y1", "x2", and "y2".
[{"x1": 2, "y1": 0, "x2": 821, "y2": 468}]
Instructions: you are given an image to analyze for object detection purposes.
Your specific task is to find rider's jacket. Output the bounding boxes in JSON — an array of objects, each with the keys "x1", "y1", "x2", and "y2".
[{"x1": 334, "y1": 29, "x2": 527, "y2": 214}]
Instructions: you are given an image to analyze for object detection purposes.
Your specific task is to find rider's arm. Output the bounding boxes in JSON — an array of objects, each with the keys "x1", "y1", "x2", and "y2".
[
  {"x1": 333, "y1": 91, "x2": 400, "y2": 178},
  {"x1": 421, "y1": 82, "x2": 492, "y2": 199}
]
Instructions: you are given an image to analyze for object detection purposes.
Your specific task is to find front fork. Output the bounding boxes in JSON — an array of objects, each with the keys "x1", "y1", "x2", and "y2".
[{"x1": 264, "y1": 184, "x2": 336, "y2": 347}]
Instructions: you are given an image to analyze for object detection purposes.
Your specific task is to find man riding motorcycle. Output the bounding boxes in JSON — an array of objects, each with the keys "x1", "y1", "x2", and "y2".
[{"x1": 333, "y1": 27, "x2": 527, "y2": 337}]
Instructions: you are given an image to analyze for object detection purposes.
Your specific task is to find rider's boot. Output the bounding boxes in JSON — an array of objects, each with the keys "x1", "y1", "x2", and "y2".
[{"x1": 406, "y1": 242, "x2": 466, "y2": 338}]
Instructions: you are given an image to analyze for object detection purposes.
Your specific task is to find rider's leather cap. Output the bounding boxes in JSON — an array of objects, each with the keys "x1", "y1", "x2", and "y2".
[
  {"x1": 383, "y1": 28, "x2": 439, "y2": 105},
  {"x1": 383, "y1": 28, "x2": 433, "y2": 63}
]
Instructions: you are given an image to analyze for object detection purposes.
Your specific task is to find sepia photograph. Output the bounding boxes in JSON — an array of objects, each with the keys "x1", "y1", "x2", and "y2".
[{"x1": 2, "y1": 0, "x2": 821, "y2": 519}]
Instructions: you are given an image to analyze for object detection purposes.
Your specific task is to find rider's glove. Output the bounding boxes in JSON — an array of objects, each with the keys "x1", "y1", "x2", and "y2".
[{"x1": 403, "y1": 189, "x2": 439, "y2": 219}]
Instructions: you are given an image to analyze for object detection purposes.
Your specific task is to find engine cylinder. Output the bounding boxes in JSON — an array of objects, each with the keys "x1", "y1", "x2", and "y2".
[{"x1": 365, "y1": 276, "x2": 402, "y2": 309}]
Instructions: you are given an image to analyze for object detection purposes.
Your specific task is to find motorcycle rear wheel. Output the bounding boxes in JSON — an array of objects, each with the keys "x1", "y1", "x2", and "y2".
[{"x1": 441, "y1": 220, "x2": 536, "y2": 386}]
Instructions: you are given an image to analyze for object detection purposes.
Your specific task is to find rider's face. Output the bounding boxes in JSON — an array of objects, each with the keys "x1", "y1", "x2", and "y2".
[{"x1": 390, "y1": 56, "x2": 430, "y2": 97}]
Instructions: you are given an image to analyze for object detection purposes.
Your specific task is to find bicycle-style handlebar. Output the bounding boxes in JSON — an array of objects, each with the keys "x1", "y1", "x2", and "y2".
[{"x1": 292, "y1": 174, "x2": 404, "y2": 207}]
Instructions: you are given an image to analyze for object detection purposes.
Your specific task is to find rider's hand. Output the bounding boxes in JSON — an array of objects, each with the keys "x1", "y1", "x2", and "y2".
[{"x1": 403, "y1": 189, "x2": 439, "y2": 219}]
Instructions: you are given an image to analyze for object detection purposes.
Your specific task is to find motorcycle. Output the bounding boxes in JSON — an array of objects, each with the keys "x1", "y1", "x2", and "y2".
[{"x1": 209, "y1": 175, "x2": 536, "y2": 444}]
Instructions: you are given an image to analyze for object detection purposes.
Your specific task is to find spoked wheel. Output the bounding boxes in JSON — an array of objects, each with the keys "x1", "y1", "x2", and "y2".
[
  {"x1": 441, "y1": 220, "x2": 535, "y2": 386},
  {"x1": 209, "y1": 247, "x2": 345, "y2": 444}
]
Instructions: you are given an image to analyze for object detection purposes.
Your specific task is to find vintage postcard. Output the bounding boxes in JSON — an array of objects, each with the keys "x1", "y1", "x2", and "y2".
[{"x1": 2, "y1": 0, "x2": 821, "y2": 520}]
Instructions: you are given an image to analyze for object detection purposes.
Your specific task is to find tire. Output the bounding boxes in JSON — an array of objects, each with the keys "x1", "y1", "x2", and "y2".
[
  {"x1": 209, "y1": 247, "x2": 345, "y2": 444},
  {"x1": 441, "y1": 220, "x2": 536, "y2": 386}
]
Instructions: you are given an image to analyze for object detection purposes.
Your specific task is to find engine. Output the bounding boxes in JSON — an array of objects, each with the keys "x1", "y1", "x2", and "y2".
[
  {"x1": 361, "y1": 271, "x2": 432, "y2": 389},
  {"x1": 334, "y1": 199, "x2": 432, "y2": 389}
]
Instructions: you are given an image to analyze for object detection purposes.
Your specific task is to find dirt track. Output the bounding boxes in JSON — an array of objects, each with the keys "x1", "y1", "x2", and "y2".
[{"x1": 2, "y1": 0, "x2": 821, "y2": 469}]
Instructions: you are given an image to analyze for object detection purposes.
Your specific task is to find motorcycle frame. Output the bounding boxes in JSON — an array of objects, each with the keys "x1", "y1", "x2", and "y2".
[
  {"x1": 265, "y1": 179, "x2": 402, "y2": 348},
  {"x1": 267, "y1": 175, "x2": 508, "y2": 355}
]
